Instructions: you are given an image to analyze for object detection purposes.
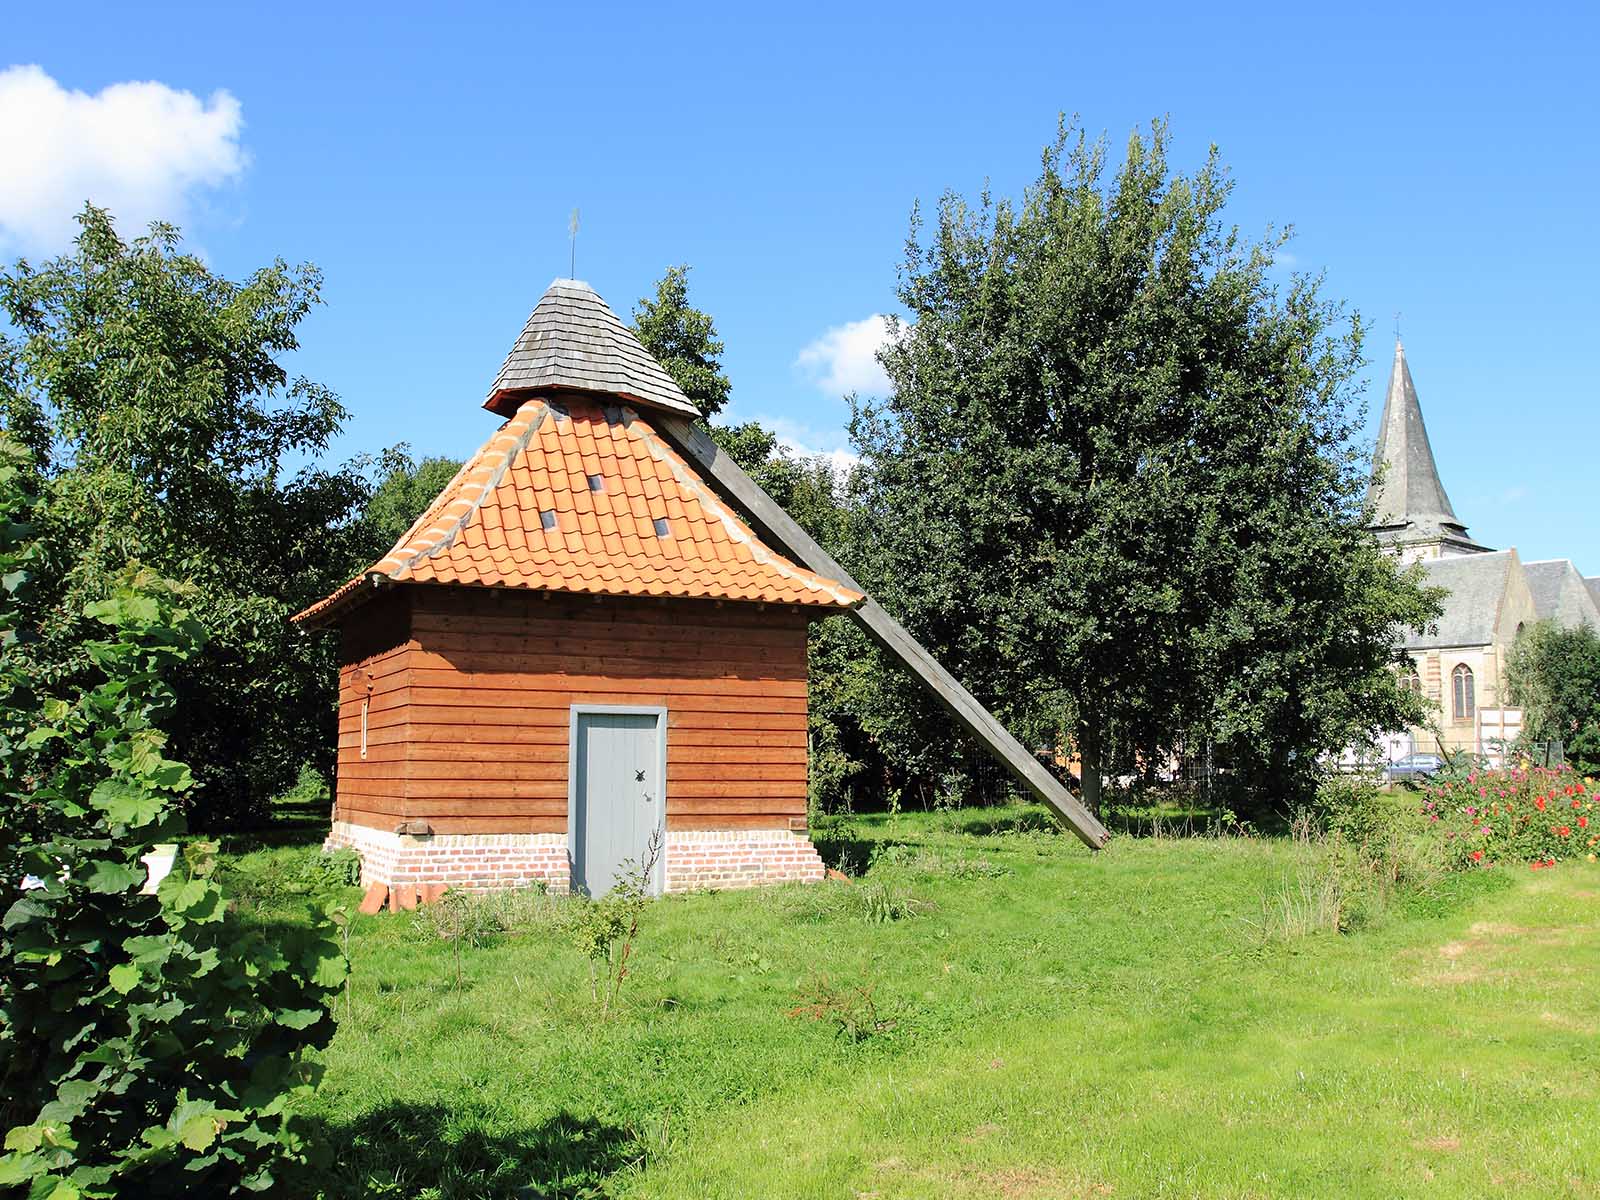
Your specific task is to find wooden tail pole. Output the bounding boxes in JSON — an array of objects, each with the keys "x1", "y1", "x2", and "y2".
[{"x1": 656, "y1": 415, "x2": 1112, "y2": 850}]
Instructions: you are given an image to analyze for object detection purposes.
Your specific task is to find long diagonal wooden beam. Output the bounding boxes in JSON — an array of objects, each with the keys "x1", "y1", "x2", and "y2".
[{"x1": 656, "y1": 414, "x2": 1112, "y2": 850}]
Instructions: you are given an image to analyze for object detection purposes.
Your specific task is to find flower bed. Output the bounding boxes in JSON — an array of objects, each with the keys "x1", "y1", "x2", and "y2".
[{"x1": 1420, "y1": 765, "x2": 1599, "y2": 870}]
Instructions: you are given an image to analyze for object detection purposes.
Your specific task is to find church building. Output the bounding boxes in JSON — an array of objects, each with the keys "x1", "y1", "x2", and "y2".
[{"x1": 1369, "y1": 341, "x2": 1599, "y2": 757}]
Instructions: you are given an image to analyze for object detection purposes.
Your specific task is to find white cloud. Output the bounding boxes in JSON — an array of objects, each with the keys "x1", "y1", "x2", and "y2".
[
  {"x1": 795, "y1": 313, "x2": 898, "y2": 397},
  {"x1": 760, "y1": 416, "x2": 861, "y2": 480},
  {"x1": 0, "y1": 64, "x2": 246, "y2": 256}
]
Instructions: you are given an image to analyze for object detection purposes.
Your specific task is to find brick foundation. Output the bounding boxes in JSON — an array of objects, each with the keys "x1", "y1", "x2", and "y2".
[{"x1": 324, "y1": 822, "x2": 825, "y2": 894}]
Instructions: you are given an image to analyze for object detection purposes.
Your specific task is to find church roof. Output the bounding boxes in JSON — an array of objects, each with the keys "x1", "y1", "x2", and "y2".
[
  {"x1": 1367, "y1": 340, "x2": 1488, "y2": 552},
  {"x1": 1404, "y1": 550, "x2": 1521, "y2": 650},
  {"x1": 1523, "y1": 559, "x2": 1600, "y2": 629},
  {"x1": 1588, "y1": 577, "x2": 1600, "y2": 611},
  {"x1": 294, "y1": 395, "x2": 862, "y2": 627},
  {"x1": 483, "y1": 279, "x2": 701, "y2": 419}
]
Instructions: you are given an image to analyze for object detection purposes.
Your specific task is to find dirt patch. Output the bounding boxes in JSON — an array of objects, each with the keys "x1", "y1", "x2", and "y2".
[
  {"x1": 873, "y1": 1160, "x2": 1113, "y2": 1198},
  {"x1": 1410, "y1": 938, "x2": 1495, "y2": 986},
  {"x1": 1539, "y1": 1010, "x2": 1586, "y2": 1031},
  {"x1": 1417, "y1": 1135, "x2": 1461, "y2": 1152},
  {"x1": 961, "y1": 1123, "x2": 1003, "y2": 1144},
  {"x1": 1468, "y1": 922, "x2": 1531, "y2": 937}
]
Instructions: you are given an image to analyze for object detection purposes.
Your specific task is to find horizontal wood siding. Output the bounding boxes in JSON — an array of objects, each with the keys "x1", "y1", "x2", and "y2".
[
  {"x1": 334, "y1": 590, "x2": 412, "y2": 830},
  {"x1": 334, "y1": 585, "x2": 812, "y2": 834}
]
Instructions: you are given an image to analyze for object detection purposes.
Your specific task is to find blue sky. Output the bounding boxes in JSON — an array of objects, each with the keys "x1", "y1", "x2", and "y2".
[{"x1": 4, "y1": 1, "x2": 1597, "y2": 569}]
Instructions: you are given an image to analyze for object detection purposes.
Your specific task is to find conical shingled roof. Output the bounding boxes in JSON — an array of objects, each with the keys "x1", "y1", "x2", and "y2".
[
  {"x1": 484, "y1": 279, "x2": 701, "y2": 418},
  {"x1": 293, "y1": 396, "x2": 862, "y2": 626},
  {"x1": 1367, "y1": 340, "x2": 1488, "y2": 552}
]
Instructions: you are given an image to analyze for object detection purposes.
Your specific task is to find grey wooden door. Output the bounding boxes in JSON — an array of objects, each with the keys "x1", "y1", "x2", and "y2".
[{"x1": 570, "y1": 709, "x2": 664, "y2": 897}]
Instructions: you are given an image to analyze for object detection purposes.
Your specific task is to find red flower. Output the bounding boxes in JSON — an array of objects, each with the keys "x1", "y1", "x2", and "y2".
[
  {"x1": 1580, "y1": 816, "x2": 1589, "y2": 829},
  {"x1": 1471, "y1": 850, "x2": 1485, "y2": 862},
  {"x1": 1558, "y1": 826, "x2": 1571, "y2": 837},
  {"x1": 1535, "y1": 796, "x2": 1547, "y2": 811}
]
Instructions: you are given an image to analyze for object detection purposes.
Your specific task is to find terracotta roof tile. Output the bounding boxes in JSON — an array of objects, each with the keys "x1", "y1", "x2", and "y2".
[{"x1": 294, "y1": 397, "x2": 863, "y2": 626}]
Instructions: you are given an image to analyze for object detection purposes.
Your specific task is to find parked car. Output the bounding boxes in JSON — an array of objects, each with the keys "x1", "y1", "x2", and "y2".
[{"x1": 1384, "y1": 753, "x2": 1445, "y2": 783}]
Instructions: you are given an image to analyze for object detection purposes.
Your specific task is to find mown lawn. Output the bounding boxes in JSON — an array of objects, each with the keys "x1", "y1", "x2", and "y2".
[{"x1": 232, "y1": 808, "x2": 1600, "y2": 1199}]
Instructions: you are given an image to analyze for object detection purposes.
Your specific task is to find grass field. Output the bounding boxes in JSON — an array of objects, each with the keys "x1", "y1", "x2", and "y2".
[{"x1": 229, "y1": 807, "x2": 1600, "y2": 1199}]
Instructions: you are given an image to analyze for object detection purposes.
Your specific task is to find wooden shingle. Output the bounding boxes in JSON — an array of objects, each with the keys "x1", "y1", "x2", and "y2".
[{"x1": 485, "y1": 280, "x2": 701, "y2": 418}]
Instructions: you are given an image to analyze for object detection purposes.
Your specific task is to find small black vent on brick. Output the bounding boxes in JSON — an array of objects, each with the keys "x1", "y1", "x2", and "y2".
[
  {"x1": 587, "y1": 474, "x2": 604, "y2": 492},
  {"x1": 652, "y1": 517, "x2": 670, "y2": 538},
  {"x1": 540, "y1": 509, "x2": 558, "y2": 531}
]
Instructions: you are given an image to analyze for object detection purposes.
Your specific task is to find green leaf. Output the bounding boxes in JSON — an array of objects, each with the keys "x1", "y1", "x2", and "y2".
[
  {"x1": 176, "y1": 1112, "x2": 218, "y2": 1152},
  {"x1": 87, "y1": 778, "x2": 163, "y2": 827},
  {"x1": 146, "y1": 761, "x2": 193, "y2": 791},
  {"x1": 306, "y1": 949, "x2": 347, "y2": 990},
  {"x1": 108, "y1": 963, "x2": 140, "y2": 994},
  {"x1": 3, "y1": 897, "x2": 49, "y2": 930},
  {"x1": 274, "y1": 1007, "x2": 325, "y2": 1030},
  {"x1": 4, "y1": 1128, "x2": 41, "y2": 1154},
  {"x1": 82, "y1": 859, "x2": 143, "y2": 894},
  {"x1": 0, "y1": 1152, "x2": 45, "y2": 1187},
  {"x1": 160, "y1": 877, "x2": 207, "y2": 914}
]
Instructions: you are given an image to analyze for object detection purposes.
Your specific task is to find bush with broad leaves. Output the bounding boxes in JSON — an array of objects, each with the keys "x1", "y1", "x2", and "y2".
[{"x1": 0, "y1": 436, "x2": 345, "y2": 1196}]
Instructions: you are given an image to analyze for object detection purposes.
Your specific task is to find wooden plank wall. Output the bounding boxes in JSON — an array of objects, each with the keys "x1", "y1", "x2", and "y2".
[
  {"x1": 335, "y1": 589, "x2": 414, "y2": 830},
  {"x1": 334, "y1": 585, "x2": 812, "y2": 834}
]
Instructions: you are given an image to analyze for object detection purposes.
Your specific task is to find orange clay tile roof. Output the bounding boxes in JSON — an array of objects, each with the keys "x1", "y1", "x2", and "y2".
[{"x1": 293, "y1": 397, "x2": 863, "y2": 626}]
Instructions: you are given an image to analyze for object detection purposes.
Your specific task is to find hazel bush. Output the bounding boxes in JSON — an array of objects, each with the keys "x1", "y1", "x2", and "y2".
[{"x1": 0, "y1": 475, "x2": 345, "y2": 1197}]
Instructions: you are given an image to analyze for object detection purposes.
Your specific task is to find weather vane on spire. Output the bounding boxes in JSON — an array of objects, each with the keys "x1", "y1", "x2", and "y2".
[
  {"x1": 1394, "y1": 310, "x2": 1402, "y2": 342},
  {"x1": 569, "y1": 208, "x2": 580, "y2": 279}
]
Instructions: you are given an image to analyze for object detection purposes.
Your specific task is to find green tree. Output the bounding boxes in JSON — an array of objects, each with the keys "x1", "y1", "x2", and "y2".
[
  {"x1": 631, "y1": 265, "x2": 732, "y2": 419},
  {"x1": 850, "y1": 120, "x2": 1439, "y2": 811},
  {"x1": 359, "y1": 449, "x2": 466, "y2": 551},
  {"x1": 0, "y1": 207, "x2": 376, "y2": 826},
  {"x1": 1508, "y1": 620, "x2": 1600, "y2": 773}
]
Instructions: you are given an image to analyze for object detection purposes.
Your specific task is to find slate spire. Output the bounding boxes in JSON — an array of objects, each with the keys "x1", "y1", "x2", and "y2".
[
  {"x1": 484, "y1": 279, "x2": 700, "y2": 419},
  {"x1": 1367, "y1": 339, "x2": 1488, "y2": 555}
]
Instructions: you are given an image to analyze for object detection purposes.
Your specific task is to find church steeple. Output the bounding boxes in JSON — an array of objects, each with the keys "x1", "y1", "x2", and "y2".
[{"x1": 1367, "y1": 340, "x2": 1490, "y2": 558}]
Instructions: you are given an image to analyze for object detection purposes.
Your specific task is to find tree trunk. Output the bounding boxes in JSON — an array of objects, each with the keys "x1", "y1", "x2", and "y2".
[{"x1": 1079, "y1": 717, "x2": 1103, "y2": 817}]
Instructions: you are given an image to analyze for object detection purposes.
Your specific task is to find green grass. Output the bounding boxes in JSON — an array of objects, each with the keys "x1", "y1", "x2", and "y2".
[{"x1": 238, "y1": 808, "x2": 1600, "y2": 1199}]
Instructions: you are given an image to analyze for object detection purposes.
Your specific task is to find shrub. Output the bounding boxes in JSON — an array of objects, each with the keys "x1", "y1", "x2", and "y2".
[
  {"x1": 787, "y1": 973, "x2": 898, "y2": 1042},
  {"x1": 567, "y1": 832, "x2": 661, "y2": 1017},
  {"x1": 1421, "y1": 764, "x2": 1599, "y2": 870},
  {"x1": 0, "y1": 567, "x2": 344, "y2": 1196}
]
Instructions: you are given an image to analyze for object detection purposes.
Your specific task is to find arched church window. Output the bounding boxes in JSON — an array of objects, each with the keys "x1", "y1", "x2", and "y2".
[
  {"x1": 1399, "y1": 671, "x2": 1422, "y2": 697},
  {"x1": 1452, "y1": 664, "x2": 1475, "y2": 722}
]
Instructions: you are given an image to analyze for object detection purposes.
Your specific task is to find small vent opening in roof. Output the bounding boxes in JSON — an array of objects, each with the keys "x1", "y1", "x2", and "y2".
[
  {"x1": 540, "y1": 509, "x2": 558, "y2": 531},
  {"x1": 587, "y1": 474, "x2": 604, "y2": 492},
  {"x1": 652, "y1": 517, "x2": 671, "y2": 538}
]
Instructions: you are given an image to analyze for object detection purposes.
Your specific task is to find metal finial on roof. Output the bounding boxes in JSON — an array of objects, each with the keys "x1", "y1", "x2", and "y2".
[{"x1": 568, "y1": 208, "x2": 579, "y2": 280}]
